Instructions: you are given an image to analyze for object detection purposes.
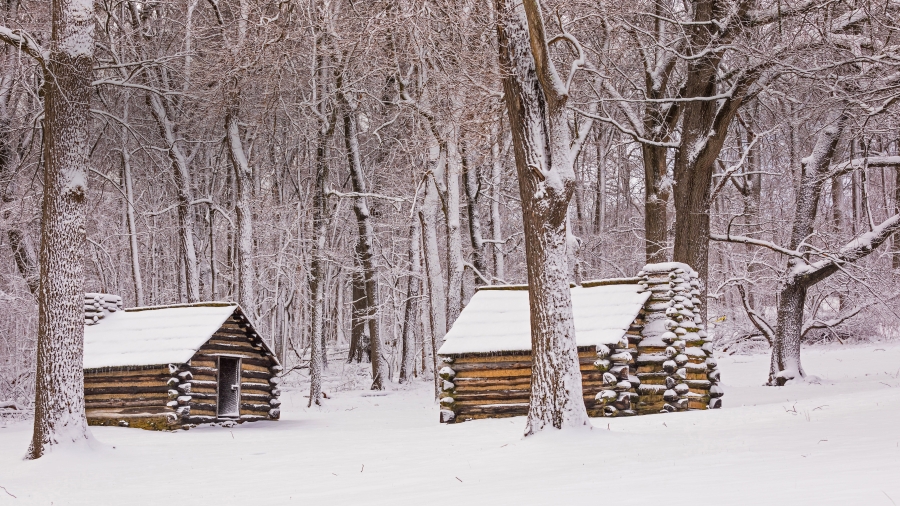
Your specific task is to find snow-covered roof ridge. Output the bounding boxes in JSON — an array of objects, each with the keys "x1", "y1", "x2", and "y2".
[
  {"x1": 83, "y1": 301, "x2": 277, "y2": 370},
  {"x1": 438, "y1": 282, "x2": 650, "y2": 355}
]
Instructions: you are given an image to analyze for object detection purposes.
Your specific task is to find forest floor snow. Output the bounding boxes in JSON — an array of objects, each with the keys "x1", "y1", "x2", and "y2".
[{"x1": 2, "y1": 343, "x2": 900, "y2": 505}]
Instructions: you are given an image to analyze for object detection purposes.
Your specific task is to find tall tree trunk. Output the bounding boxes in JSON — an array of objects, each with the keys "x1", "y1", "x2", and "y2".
[
  {"x1": 894, "y1": 163, "x2": 900, "y2": 268},
  {"x1": 348, "y1": 268, "x2": 369, "y2": 363},
  {"x1": 642, "y1": 143, "x2": 669, "y2": 263},
  {"x1": 28, "y1": 0, "x2": 95, "y2": 458},
  {"x1": 770, "y1": 114, "x2": 846, "y2": 385},
  {"x1": 594, "y1": 136, "x2": 606, "y2": 234},
  {"x1": 420, "y1": 143, "x2": 448, "y2": 380},
  {"x1": 146, "y1": 93, "x2": 201, "y2": 302},
  {"x1": 340, "y1": 94, "x2": 387, "y2": 390},
  {"x1": 671, "y1": 0, "x2": 755, "y2": 308},
  {"x1": 399, "y1": 219, "x2": 421, "y2": 383},
  {"x1": 121, "y1": 120, "x2": 144, "y2": 306},
  {"x1": 496, "y1": 0, "x2": 589, "y2": 433},
  {"x1": 226, "y1": 93, "x2": 255, "y2": 314},
  {"x1": 308, "y1": 49, "x2": 336, "y2": 406},
  {"x1": 464, "y1": 151, "x2": 488, "y2": 285},
  {"x1": 308, "y1": 85, "x2": 333, "y2": 404},
  {"x1": 490, "y1": 126, "x2": 505, "y2": 281},
  {"x1": 444, "y1": 136, "x2": 464, "y2": 326}
]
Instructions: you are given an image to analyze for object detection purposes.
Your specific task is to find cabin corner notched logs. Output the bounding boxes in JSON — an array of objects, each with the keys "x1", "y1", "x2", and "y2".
[
  {"x1": 83, "y1": 300, "x2": 282, "y2": 430},
  {"x1": 437, "y1": 263, "x2": 722, "y2": 423}
]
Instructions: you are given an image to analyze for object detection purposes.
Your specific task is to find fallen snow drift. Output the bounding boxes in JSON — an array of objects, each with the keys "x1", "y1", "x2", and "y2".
[
  {"x1": 2, "y1": 343, "x2": 900, "y2": 505},
  {"x1": 438, "y1": 283, "x2": 650, "y2": 354}
]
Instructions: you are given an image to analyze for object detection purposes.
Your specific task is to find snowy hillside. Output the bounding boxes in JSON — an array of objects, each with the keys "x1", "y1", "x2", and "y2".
[{"x1": 2, "y1": 344, "x2": 899, "y2": 505}]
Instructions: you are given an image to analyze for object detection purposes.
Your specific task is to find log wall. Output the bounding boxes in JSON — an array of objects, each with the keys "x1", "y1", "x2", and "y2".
[
  {"x1": 183, "y1": 311, "x2": 282, "y2": 425},
  {"x1": 84, "y1": 364, "x2": 180, "y2": 430}
]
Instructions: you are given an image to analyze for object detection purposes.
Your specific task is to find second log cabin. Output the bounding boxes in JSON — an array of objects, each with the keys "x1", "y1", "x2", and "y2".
[
  {"x1": 436, "y1": 263, "x2": 723, "y2": 423},
  {"x1": 83, "y1": 299, "x2": 281, "y2": 430}
]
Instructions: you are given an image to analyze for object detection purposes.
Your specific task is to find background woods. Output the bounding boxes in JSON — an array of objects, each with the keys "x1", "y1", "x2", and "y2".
[{"x1": 1, "y1": 0, "x2": 900, "y2": 416}]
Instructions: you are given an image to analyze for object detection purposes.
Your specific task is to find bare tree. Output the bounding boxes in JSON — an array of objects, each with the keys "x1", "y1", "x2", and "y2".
[{"x1": 496, "y1": 0, "x2": 590, "y2": 433}]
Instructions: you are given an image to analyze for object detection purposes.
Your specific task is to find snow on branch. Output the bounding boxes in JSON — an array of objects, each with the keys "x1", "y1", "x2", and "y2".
[
  {"x1": 790, "y1": 213, "x2": 900, "y2": 285},
  {"x1": 709, "y1": 233, "x2": 804, "y2": 258},
  {"x1": 824, "y1": 156, "x2": 900, "y2": 180},
  {"x1": 743, "y1": 0, "x2": 833, "y2": 27},
  {"x1": 737, "y1": 285, "x2": 774, "y2": 345},
  {"x1": 0, "y1": 25, "x2": 46, "y2": 63},
  {"x1": 325, "y1": 185, "x2": 406, "y2": 203},
  {"x1": 800, "y1": 296, "x2": 894, "y2": 338}
]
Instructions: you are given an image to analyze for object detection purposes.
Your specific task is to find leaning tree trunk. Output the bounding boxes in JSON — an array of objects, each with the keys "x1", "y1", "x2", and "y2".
[
  {"x1": 769, "y1": 114, "x2": 846, "y2": 385},
  {"x1": 146, "y1": 93, "x2": 201, "y2": 302},
  {"x1": 496, "y1": 0, "x2": 589, "y2": 433},
  {"x1": 29, "y1": 0, "x2": 95, "y2": 459},
  {"x1": 341, "y1": 95, "x2": 387, "y2": 390}
]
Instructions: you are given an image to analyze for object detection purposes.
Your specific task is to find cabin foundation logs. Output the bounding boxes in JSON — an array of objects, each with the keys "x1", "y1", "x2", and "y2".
[{"x1": 438, "y1": 263, "x2": 722, "y2": 423}]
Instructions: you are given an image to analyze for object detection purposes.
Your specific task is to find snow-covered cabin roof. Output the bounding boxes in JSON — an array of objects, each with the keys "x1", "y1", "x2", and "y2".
[
  {"x1": 83, "y1": 302, "x2": 264, "y2": 370},
  {"x1": 438, "y1": 282, "x2": 650, "y2": 355}
]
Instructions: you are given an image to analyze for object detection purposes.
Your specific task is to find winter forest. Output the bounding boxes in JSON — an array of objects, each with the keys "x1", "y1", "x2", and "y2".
[{"x1": 1, "y1": 0, "x2": 900, "y2": 504}]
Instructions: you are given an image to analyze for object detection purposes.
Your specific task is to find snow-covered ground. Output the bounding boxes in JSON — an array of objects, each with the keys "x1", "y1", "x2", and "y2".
[{"x1": 2, "y1": 344, "x2": 899, "y2": 505}]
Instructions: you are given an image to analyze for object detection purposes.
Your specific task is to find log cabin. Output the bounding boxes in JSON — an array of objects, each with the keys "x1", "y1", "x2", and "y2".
[
  {"x1": 83, "y1": 297, "x2": 281, "y2": 430},
  {"x1": 436, "y1": 263, "x2": 722, "y2": 423}
]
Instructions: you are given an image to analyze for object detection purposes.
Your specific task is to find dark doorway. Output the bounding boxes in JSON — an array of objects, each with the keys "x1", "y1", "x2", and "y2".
[{"x1": 217, "y1": 356, "x2": 241, "y2": 418}]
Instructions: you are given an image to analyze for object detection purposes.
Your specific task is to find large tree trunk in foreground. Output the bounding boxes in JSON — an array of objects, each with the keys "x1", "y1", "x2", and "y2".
[
  {"x1": 496, "y1": 0, "x2": 588, "y2": 434},
  {"x1": 28, "y1": 0, "x2": 95, "y2": 459}
]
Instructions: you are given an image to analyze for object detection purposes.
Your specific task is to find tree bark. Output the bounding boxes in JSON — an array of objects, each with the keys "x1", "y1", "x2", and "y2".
[
  {"x1": 226, "y1": 97, "x2": 255, "y2": 314},
  {"x1": 340, "y1": 93, "x2": 387, "y2": 390},
  {"x1": 308, "y1": 64, "x2": 334, "y2": 403},
  {"x1": 120, "y1": 119, "x2": 144, "y2": 306},
  {"x1": 399, "y1": 219, "x2": 421, "y2": 383},
  {"x1": 28, "y1": 0, "x2": 95, "y2": 458},
  {"x1": 420, "y1": 142, "x2": 448, "y2": 375},
  {"x1": 464, "y1": 151, "x2": 488, "y2": 285},
  {"x1": 496, "y1": 0, "x2": 589, "y2": 433},
  {"x1": 643, "y1": 143, "x2": 670, "y2": 263},
  {"x1": 490, "y1": 126, "x2": 506, "y2": 280},
  {"x1": 348, "y1": 268, "x2": 369, "y2": 363},
  {"x1": 444, "y1": 135, "x2": 464, "y2": 326},
  {"x1": 770, "y1": 113, "x2": 846, "y2": 384}
]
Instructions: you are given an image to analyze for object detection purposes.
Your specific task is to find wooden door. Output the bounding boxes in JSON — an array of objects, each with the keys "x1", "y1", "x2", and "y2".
[{"x1": 217, "y1": 356, "x2": 241, "y2": 417}]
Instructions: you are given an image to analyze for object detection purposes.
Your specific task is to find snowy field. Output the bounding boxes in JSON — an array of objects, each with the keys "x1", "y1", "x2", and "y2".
[{"x1": 2, "y1": 344, "x2": 900, "y2": 505}]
